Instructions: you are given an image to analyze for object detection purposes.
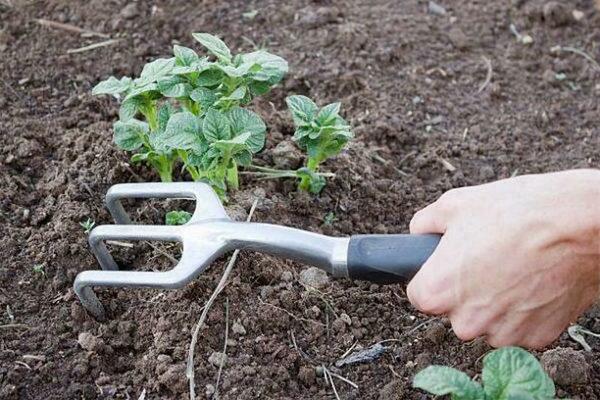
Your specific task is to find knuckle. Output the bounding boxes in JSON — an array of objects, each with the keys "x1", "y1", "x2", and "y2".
[
  {"x1": 451, "y1": 315, "x2": 484, "y2": 341},
  {"x1": 407, "y1": 282, "x2": 442, "y2": 314},
  {"x1": 409, "y1": 210, "x2": 426, "y2": 231},
  {"x1": 486, "y1": 335, "x2": 513, "y2": 348},
  {"x1": 522, "y1": 333, "x2": 559, "y2": 350},
  {"x1": 437, "y1": 188, "x2": 465, "y2": 210}
]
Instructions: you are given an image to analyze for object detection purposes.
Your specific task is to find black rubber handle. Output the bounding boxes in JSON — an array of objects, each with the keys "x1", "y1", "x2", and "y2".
[{"x1": 347, "y1": 234, "x2": 441, "y2": 284}]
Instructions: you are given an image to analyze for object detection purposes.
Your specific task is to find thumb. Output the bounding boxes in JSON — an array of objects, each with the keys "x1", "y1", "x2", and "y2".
[
  {"x1": 410, "y1": 189, "x2": 462, "y2": 234},
  {"x1": 409, "y1": 202, "x2": 448, "y2": 234}
]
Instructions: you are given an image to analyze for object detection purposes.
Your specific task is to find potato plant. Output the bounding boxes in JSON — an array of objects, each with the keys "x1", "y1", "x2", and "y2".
[
  {"x1": 413, "y1": 347, "x2": 557, "y2": 400},
  {"x1": 286, "y1": 95, "x2": 353, "y2": 192},
  {"x1": 93, "y1": 33, "x2": 287, "y2": 194},
  {"x1": 247, "y1": 95, "x2": 353, "y2": 193}
]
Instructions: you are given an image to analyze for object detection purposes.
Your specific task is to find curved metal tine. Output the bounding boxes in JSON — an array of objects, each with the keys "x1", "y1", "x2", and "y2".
[
  {"x1": 74, "y1": 236, "x2": 227, "y2": 320},
  {"x1": 88, "y1": 224, "x2": 182, "y2": 271},
  {"x1": 105, "y1": 182, "x2": 228, "y2": 225}
]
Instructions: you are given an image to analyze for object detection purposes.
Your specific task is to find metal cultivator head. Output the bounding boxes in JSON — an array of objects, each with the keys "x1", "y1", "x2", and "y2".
[
  {"x1": 74, "y1": 182, "x2": 229, "y2": 320},
  {"x1": 75, "y1": 182, "x2": 440, "y2": 321},
  {"x1": 74, "y1": 182, "x2": 349, "y2": 320}
]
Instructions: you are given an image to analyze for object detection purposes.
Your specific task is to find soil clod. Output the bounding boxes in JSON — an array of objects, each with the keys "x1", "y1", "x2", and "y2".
[
  {"x1": 299, "y1": 267, "x2": 330, "y2": 290},
  {"x1": 541, "y1": 347, "x2": 590, "y2": 386}
]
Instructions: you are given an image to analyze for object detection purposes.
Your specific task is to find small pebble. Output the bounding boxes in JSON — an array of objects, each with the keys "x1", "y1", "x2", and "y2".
[
  {"x1": 205, "y1": 384, "x2": 215, "y2": 397},
  {"x1": 120, "y1": 3, "x2": 139, "y2": 19},
  {"x1": 280, "y1": 270, "x2": 293, "y2": 282},
  {"x1": 572, "y1": 10, "x2": 584, "y2": 21},
  {"x1": 208, "y1": 351, "x2": 227, "y2": 367},
  {"x1": 232, "y1": 321, "x2": 246, "y2": 336},
  {"x1": 543, "y1": 1, "x2": 573, "y2": 27},
  {"x1": 479, "y1": 165, "x2": 495, "y2": 181},
  {"x1": 77, "y1": 332, "x2": 103, "y2": 352},
  {"x1": 448, "y1": 27, "x2": 470, "y2": 50},
  {"x1": 423, "y1": 321, "x2": 446, "y2": 345},
  {"x1": 298, "y1": 366, "x2": 316, "y2": 384},
  {"x1": 298, "y1": 267, "x2": 330, "y2": 289},
  {"x1": 340, "y1": 313, "x2": 352, "y2": 325},
  {"x1": 428, "y1": 1, "x2": 446, "y2": 15}
]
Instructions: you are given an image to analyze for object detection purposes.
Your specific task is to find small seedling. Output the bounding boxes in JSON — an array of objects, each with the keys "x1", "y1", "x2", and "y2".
[
  {"x1": 323, "y1": 212, "x2": 337, "y2": 226},
  {"x1": 32, "y1": 264, "x2": 46, "y2": 278},
  {"x1": 243, "y1": 95, "x2": 352, "y2": 194},
  {"x1": 165, "y1": 210, "x2": 192, "y2": 225},
  {"x1": 413, "y1": 347, "x2": 556, "y2": 400},
  {"x1": 80, "y1": 218, "x2": 96, "y2": 234},
  {"x1": 286, "y1": 95, "x2": 353, "y2": 192}
]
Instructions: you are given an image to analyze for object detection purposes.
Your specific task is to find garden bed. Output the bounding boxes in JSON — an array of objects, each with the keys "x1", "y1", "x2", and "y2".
[{"x1": 0, "y1": 0, "x2": 599, "y2": 399}]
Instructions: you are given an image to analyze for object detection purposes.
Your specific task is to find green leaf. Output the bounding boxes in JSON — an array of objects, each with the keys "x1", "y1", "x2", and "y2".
[
  {"x1": 192, "y1": 33, "x2": 232, "y2": 63},
  {"x1": 173, "y1": 45, "x2": 198, "y2": 66},
  {"x1": 119, "y1": 97, "x2": 140, "y2": 121},
  {"x1": 203, "y1": 108, "x2": 231, "y2": 142},
  {"x1": 192, "y1": 146, "x2": 221, "y2": 169},
  {"x1": 234, "y1": 149, "x2": 252, "y2": 166},
  {"x1": 190, "y1": 87, "x2": 217, "y2": 110},
  {"x1": 507, "y1": 390, "x2": 537, "y2": 400},
  {"x1": 157, "y1": 76, "x2": 191, "y2": 98},
  {"x1": 241, "y1": 51, "x2": 288, "y2": 84},
  {"x1": 92, "y1": 76, "x2": 132, "y2": 96},
  {"x1": 158, "y1": 78, "x2": 189, "y2": 98},
  {"x1": 131, "y1": 151, "x2": 153, "y2": 163},
  {"x1": 139, "y1": 58, "x2": 176, "y2": 83},
  {"x1": 248, "y1": 80, "x2": 271, "y2": 96},
  {"x1": 227, "y1": 107, "x2": 266, "y2": 153},
  {"x1": 296, "y1": 168, "x2": 327, "y2": 194},
  {"x1": 113, "y1": 119, "x2": 148, "y2": 151},
  {"x1": 482, "y1": 347, "x2": 555, "y2": 400},
  {"x1": 319, "y1": 138, "x2": 348, "y2": 160},
  {"x1": 158, "y1": 103, "x2": 174, "y2": 133},
  {"x1": 160, "y1": 111, "x2": 204, "y2": 152},
  {"x1": 221, "y1": 86, "x2": 247, "y2": 101},
  {"x1": 217, "y1": 62, "x2": 254, "y2": 78},
  {"x1": 212, "y1": 131, "x2": 252, "y2": 154},
  {"x1": 165, "y1": 210, "x2": 192, "y2": 225},
  {"x1": 286, "y1": 95, "x2": 318, "y2": 126},
  {"x1": 123, "y1": 82, "x2": 159, "y2": 101},
  {"x1": 293, "y1": 126, "x2": 313, "y2": 142},
  {"x1": 196, "y1": 69, "x2": 224, "y2": 87},
  {"x1": 316, "y1": 102, "x2": 341, "y2": 125},
  {"x1": 171, "y1": 65, "x2": 197, "y2": 75},
  {"x1": 413, "y1": 366, "x2": 485, "y2": 400}
]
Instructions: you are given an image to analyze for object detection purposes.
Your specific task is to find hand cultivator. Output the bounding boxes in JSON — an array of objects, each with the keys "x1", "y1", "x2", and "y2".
[{"x1": 75, "y1": 182, "x2": 440, "y2": 320}]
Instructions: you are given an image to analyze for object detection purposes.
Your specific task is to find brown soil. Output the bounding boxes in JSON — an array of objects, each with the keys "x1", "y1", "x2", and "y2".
[{"x1": 1, "y1": 0, "x2": 599, "y2": 399}]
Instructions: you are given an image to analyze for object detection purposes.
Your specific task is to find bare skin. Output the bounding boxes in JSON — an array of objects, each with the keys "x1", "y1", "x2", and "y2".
[{"x1": 407, "y1": 169, "x2": 600, "y2": 349}]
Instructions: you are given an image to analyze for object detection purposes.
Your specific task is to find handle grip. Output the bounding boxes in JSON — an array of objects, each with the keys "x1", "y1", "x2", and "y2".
[{"x1": 347, "y1": 234, "x2": 441, "y2": 284}]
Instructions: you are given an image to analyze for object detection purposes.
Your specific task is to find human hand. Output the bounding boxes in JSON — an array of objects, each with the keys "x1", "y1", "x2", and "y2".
[{"x1": 407, "y1": 169, "x2": 600, "y2": 348}]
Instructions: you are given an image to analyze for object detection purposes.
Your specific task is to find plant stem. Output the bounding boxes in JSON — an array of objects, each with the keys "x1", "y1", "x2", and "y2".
[
  {"x1": 178, "y1": 150, "x2": 203, "y2": 181},
  {"x1": 226, "y1": 162, "x2": 239, "y2": 190},
  {"x1": 181, "y1": 98, "x2": 200, "y2": 115},
  {"x1": 158, "y1": 167, "x2": 172, "y2": 182},
  {"x1": 241, "y1": 165, "x2": 335, "y2": 180},
  {"x1": 156, "y1": 155, "x2": 173, "y2": 182},
  {"x1": 141, "y1": 102, "x2": 159, "y2": 132},
  {"x1": 299, "y1": 157, "x2": 320, "y2": 191}
]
